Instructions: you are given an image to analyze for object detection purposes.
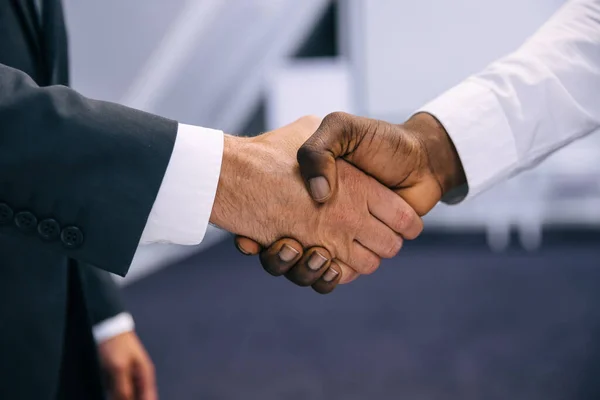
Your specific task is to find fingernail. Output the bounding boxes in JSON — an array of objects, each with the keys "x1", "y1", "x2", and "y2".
[
  {"x1": 308, "y1": 252, "x2": 328, "y2": 271},
  {"x1": 309, "y1": 177, "x2": 331, "y2": 201},
  {"x1": 278, "y1": 244, "x2": 299, "y2": 262},
  {"x1": 322, "y1": 267, "x2": 339, "y2": 282},
  {"x1": 237, "y1": 246, "x2": 251, "y2": 255}
]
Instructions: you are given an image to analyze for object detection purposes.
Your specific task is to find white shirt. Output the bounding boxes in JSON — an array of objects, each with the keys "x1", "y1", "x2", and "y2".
[{"x1": 419, "y1": 0, "x2": 600, "y2": 202}]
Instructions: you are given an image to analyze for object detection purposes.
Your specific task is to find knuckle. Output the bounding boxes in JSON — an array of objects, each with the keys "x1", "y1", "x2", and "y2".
[
  {"x1": 383, "y1": 236, "x2": 403, "y2": 258},
  {"x1": 416, "y1": 220, "x2": 425, "y2": 237},
  {"x1": 339, "y1": 269, "x2": 360, "y2": 284},
  {"x1": 292, "y1": 274, "x2": 317, "y2": 287},
  {"x1": 260, "y1": 256, "x2": 291, "y2": 276},
  {"x1": 300, "y1": 114, "x2": 323, "y2": 129},
  {"x1": 361, "y1": 255, "x2": 381, "y2": 275},
  {"x1": 296, "y1": 142, "x2": 324, "y2": 167},
  {"x1": 111, "y1": 360, "x2": 128, "y2": 373},
  {"x1": 323, "y1": 111, "x2": 349, "y2": 125},
  {"x1": 393, "y1": 207, "x2": 415, "y2": 233},
  {"x1": 407, "y1": 219, "x2": 425, "y2": 240},
  {"x1": 296, "y1": 143, "x2": 314, "y2": 161}
]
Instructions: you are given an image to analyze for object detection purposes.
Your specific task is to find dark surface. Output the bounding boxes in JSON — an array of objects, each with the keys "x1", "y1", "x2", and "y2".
[{"x1": 125, "y1": 233, "x2": 600, "y2": 400}]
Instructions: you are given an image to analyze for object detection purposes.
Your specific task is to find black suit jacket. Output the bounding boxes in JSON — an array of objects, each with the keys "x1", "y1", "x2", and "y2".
[{"x1": 0, "y1": 1, "x2": 176, "y2": 398}]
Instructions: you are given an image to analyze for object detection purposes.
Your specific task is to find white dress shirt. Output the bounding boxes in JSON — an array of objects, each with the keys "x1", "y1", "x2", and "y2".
[{"x1": 419, "y1": 0, "x2": 600, "y2": 202}]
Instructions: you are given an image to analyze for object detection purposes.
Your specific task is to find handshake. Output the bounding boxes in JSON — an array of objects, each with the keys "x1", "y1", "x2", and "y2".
[{"x1": 209, "y1": 112, "x2": 467, "y2": 294}]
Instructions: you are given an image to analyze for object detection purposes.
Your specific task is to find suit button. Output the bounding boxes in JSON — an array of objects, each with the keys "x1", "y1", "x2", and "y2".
[
  {"x1": 61, "y1": 226, "x2": 84, "y2": 249},
  {"x1": 0, "y1": 203, "x2": 14, "y2": 224},
  {"x1": 15, "y1": 211, "x2": 38, "y2": 233},
  {"x1": 37, "y1": 219, "x2": 61, "y2": 241}
]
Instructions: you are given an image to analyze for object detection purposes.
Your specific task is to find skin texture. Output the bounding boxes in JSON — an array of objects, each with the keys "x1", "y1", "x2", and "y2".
[
  {"x1": 209, "y1": 116, "x2": 424, "y2": 292},
  {"x1": 98, "y1": 331, "x2": 157, "y2": 400},
  {"x1": 236, "y1": 112, "x2": 466, "y2": 293},
  {"x1": 297, "y1": 112, "x2": 466, "y2": 214}
]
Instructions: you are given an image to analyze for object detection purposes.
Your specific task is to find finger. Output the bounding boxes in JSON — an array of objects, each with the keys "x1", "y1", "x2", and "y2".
[
  {"x1": 333, "y1": 259, "x2": 360, "y2": 284},
  {"x1": 355, "y1": 216, "x2": 404, "y2": 259},
  {"x1": 297, "y1": 112, "x2": 358, "y2": 203},
  {"x1": 259, "y1": 238, "x2": 304, "y2": 276},
  {"x1": 312, "y1": 261, "x2": 344, "y2": 294},
  {"x1": 133, "y1": 356, "x2": 157, "y2": 400},
  {"x1": 344, "y1": 241, "x2": 381, "y2": 277},
  {"x1": 235, "y1": 236, "x2": 263, "y2": 255},
  {"x1": 368, "y1": 182, "x2": 424, "y2": 239},
  {"x1": 109, "y1": 363, "x2": 134, "y2": 400},
  {"x1": 285, "y1": 247, "x2": 331, "y2": 286}
]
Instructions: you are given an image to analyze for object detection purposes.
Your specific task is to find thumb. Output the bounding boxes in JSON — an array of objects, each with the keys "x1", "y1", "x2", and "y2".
[{"x1": 297, "y1": 112, "x2": 353, "y2": 203}]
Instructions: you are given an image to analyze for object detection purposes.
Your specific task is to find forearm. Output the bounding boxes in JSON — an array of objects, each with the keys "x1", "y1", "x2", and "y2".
[
  {"x1": 209, "y1": 135, "x2": 253, "y2": 233},
  {"x1": 418, "y1": 0, "x2": 600, "y2": 200}
]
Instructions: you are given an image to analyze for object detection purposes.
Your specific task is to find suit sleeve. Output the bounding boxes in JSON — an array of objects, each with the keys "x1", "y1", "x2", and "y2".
[{"x1": 0, "y1": 63, "x2": 178, "y2": 276}]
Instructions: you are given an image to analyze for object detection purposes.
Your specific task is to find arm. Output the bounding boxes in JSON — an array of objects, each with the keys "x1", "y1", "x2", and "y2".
[
  {"x1": 0, "y1": 62, "x2": 417, "y2": 286},
  {"x1": 0, "y1": 64, "x2": 176, "y2": 276},
  {"x1": 0, "y1": 64, "x2": 223, "y2": 276},
  {"x1": 80, "y1": 266, "x2": 157, "y2": 400},
  {"x1": 292, "y1": 0, "x2": 600, "y2": 209},
  {"x1": 420, "y1": 0, "x2": 600, "y2": 201}
]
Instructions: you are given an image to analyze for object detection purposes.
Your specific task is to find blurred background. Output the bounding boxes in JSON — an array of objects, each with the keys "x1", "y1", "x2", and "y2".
[{"x1": 64, "y1": 0, "x2": 600, "y2": 398}]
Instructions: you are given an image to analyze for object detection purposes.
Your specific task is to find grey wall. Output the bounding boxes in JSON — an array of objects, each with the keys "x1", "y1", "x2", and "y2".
[{"x1": 349, "y1": 0, "x2": 566, "y2": 119}]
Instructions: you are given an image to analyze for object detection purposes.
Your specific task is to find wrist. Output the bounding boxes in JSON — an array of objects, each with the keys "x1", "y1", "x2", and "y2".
[
  {"x1": 209, "y1": 135, "x2": 248, "y2": 231},
  {"x1": 209, "y1": 135, "x2": 279, "y2": 241},
  {"x1": 404, "y1": 113, "x2": 466, "y2": 195}
]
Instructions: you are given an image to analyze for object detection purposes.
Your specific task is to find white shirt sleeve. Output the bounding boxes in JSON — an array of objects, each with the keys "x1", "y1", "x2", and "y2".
[
  {"x1": 139, "y1": 123, "x2": 224, "y2": 245},
  {"x1": 92, "y1": 312, "x2": 135, "y2": 343},
  {"x1": 418, "y1": 0, "x2": 600, "y2": 202}
]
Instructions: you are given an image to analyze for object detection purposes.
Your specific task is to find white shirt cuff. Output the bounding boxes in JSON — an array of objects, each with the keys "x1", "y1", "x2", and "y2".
[
  {"x1": 139, "y1": 123, "x2": 224, "y2": 245},
  {"x1": 418, "y1": 79, "x2": 519, "y2": 202},
  {"x1": 92, "y1": 312, "x2": 135, "y2": 344}
]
